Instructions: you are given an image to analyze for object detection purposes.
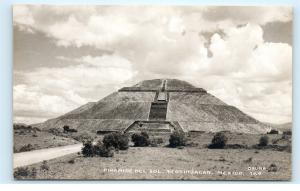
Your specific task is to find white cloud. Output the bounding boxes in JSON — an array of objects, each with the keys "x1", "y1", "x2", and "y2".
[
  {"x1": 13, "y1": 84, "x2": 75, "y2": 124},
  {"x1": 13, "y1": 5, "x2": 36, "y2": 33},
  {"x1": 46, "y1": 14, "x2": 135, "y2": 48},
  {"x1": 183, "y1": 23, "x2": 292, "y2": 123},
  {"x1": 202, "y1": 24, "x2": 292, "y2": 82},
  {"x1": 13, "y1": 6, "x2": 292, "y2": 124},
  {"x1": 201, "y1": 6, "x2": 292, "y2": 25},
  {"x1": 208, "y1": 79, "x2": 292, "y2": 124},
  {"x1": 206, "y1": 24, "x2": 264, "y2": 75},
  {"x1": 13, "y1": 6, "x2": 292, "y2": 47},
  {"x1": 247, "y1": 42, "x2": 292, "y2": 81},
  {"x1": 13, "y1": 5, "x2": 35, "y2": 26},
  {"x1": 14, "y1": 54, "x2": 137, "y2": 123}
]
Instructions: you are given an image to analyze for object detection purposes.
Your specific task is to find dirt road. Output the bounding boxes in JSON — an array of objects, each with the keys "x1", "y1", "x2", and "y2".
[{"x1": 13, "y1": 143, "x2": 82, "y2": 169}]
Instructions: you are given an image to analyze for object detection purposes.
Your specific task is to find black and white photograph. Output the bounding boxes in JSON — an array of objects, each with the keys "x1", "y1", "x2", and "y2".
[{"x1": 13, "y1": 5, "x2": 292, "y2": 180}]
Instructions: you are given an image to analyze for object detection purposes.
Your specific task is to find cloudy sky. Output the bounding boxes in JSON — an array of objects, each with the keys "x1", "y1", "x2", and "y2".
[{"x1": 13, "y1": 5, "x2": 292, "y2": 124}]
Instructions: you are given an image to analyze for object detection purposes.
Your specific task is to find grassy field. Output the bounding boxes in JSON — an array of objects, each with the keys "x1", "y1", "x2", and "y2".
[
  {"x1": 14, "y1": 132, "x2": 291, "y2": 180},
  {"x1": 14, "y1": 128, "x2": 78, "y2": 153}
]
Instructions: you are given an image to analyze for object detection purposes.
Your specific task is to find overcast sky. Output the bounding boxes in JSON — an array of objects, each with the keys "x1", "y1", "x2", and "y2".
[{"x1": 13, "y1": 5, "x2": 292, "y2": 124}]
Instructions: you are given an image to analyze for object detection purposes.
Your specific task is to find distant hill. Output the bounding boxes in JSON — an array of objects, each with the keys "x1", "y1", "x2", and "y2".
[{"x1": 265, "y1": 122, "x2": 292, "y2": 132}]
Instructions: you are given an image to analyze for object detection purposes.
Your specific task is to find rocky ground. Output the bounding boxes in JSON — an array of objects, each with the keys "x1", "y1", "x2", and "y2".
[
  {"x1": 14, "y1": 132, "x2": 291, "y2": 181},
  {"x1": 13, "y1": 125, "x2": 79, "y2": 153}
]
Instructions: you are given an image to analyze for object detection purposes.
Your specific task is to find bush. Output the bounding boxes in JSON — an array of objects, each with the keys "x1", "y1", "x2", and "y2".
[
  {"x1": 267, "y1": 129, "x2": 279, "y2": 134},
  {"x1": 267, "y1": 163, "x2": 278, "y2": 172},
  {"x1": 131, "y1": 132, "x2": 150, "y2": 147},
  {"x1": 40, "y1": 160, "x2": 49, "y2": 171},
  {"x1": 209, "y1": 132, "x2": 228, "y2": 149},
  {"x1": 63, "y1": 125, "x2": 70, "y2": 133},
  {"x1": 81, "y1": 140, "x2": 95, "y2": 157},
  {"x1": 94, "y1": 141, "x2": 114, "y2": 157},
  {"x1": 169, "y1": 131, "x2": 187, "y2": 148},
  {"x1": 283, "y1": 130, "x2": 292, "y2": 136},
  {"x1": 63, "y1": 125, "x2": 78, "y2": 133},
  {"x1": 14, "y1": 167, "x2": 37, "y2": 179},
  {"x1": 19, "y1": 144, "x2": 35, "y2": 152},
  {"x1": 281, "y1": 133, "x2": 289, "y2": 140},
  {"x1": 81, "y1": 140, "x2": 114, "y2": 157},
  {"x1": 68, "y1": 159, "x2": 75, "y2": 164},
  {"x1": 103, "y1": 132, "x2": 129, "y2": 150},
  {"x1": 69, "y1": 129, "x2": 78, "y2": 133},
  {"x1": 259, "y1": 135, "x2": 269, "y2": 146}
]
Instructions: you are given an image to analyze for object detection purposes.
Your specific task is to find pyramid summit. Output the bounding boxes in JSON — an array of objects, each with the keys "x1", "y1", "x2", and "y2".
[
  {"x1": 120, "y1": 79, "x2": 205, "y2": 92},
  {"x1": 37, "y1": 79, "x2": 270, "y2": 134}
]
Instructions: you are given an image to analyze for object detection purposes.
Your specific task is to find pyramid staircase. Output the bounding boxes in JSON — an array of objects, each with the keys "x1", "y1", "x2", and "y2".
[
  {"x1": 148, "y1": 80, "x2": 169, "y2": 120},
  {"x1": 148, "y1": 101, "x2": 168, "y2": 120},
  {"x1": 122, "y1": 80, "x2": 185, "y2": 135}
]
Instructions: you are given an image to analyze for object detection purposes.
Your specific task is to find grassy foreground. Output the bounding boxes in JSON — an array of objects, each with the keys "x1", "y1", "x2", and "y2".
[{"x1": 14, "y1": 132, "x2": 291, "y2": 180}]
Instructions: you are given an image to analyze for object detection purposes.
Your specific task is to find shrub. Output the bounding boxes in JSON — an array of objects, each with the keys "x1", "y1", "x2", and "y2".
[
  {"x1": 131, "y1": 132, "x2": 150, "y2": 147},
  {"x1": 169, "y1": 131, "x2": 187, "y2": 148},
  {"x1": 118, "y1": 136, "x2": 129, "y2": 150},
  {"x1": 259, "y1": 135, "x2": 269, "y2": 146},
  {"x1": 281, "y1": 133, "x2": 288, "y2": 140},
  {"x1": 209, "y1": 132, "x2": 228, "y2": 149},
  {"x1": 40, "y1": 160, "x2": 49, "y2": 171},
  {"x1": 94, "y1": 141, "x2": 114, "y2": 157},
  {"x1": 244, "y1": 157, "x2": 252, "y2": 163},
  {"x1": 63, "y1": 125, "x2": 78, "y2": 133},
  {"x1": 103, "y1": 132, "x2": 129, "y2": 150},
  {"x1": 283, "y1": 130, "x2": 292, "y2": 136},
  {"x1": 69, "y1": 129, "x2": 78, "y2": 133},
  {"x1": 267, "y1": 163, "x2": 278, "y2": 172},
  {"x1": 81, "y1": 140, "x2": 95, "y2": 157},
  {"x1": 81, "y1": 140, "x2": 114, "y2": 157},
  {"x1": 68, "y1": 159, "x2": 75, "y2": 164},
  {"x1": 63, "y1": 125, "x2": 70, "y2": 133},
  {"x1": 267, "y1": 129, "x2": 279, "y2": 134},
  {"x1": 31, "y1": 167, "x2": 37, "y2": 177},
  {"x1": 19, "y1": 144, "x2": 35, "y2": 152},
  {"x1": 14, "y1": 167, "x2": 37, "y2": 179}
]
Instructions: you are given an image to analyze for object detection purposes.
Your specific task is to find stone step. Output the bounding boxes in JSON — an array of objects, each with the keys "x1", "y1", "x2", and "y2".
[
  {"x1": 139, "y1": 122, "x2": 169, "y2": 129},
  {"x1": 129, "y1": 131, "x2": 172, "y2": 136},
  {"x1": 133, "y1": 128, "x2": 171, "y2": 132},
  {"x1": 149, "y1": 102, "x2": 168, "y2": 120},
  {"x1": 157, "y1": 92, "x2": 167, "y2": 101},
  {"x1": 151, "y1": 102, "x2": 168, "y2": 106},
  {"x1": 127, "y1": 121, "x2": 174, "y2": 134}
]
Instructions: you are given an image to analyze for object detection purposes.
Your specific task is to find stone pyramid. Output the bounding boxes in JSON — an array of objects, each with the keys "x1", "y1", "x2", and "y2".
[{"x1": 36, "y1": 79, "x2": 270, "y2": 134}]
